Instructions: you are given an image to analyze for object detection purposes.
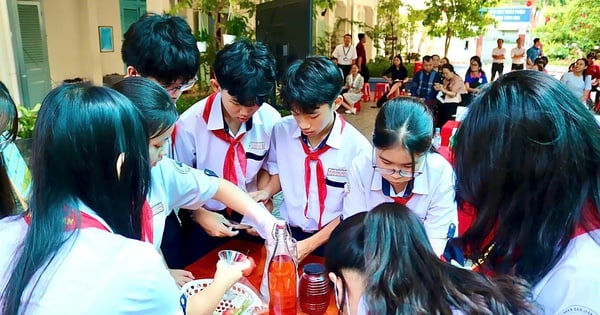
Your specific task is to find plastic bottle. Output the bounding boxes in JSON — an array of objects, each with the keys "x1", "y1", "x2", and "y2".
[
  {"x1": 268, "y1": 220, "x2": 297, "y2": 314},
  {"x1": 433, "y1": 127, "x2": 442, "y2": 149},
  {"x1": 299, "y1": 263, "x2": 330, "y2": 315}
]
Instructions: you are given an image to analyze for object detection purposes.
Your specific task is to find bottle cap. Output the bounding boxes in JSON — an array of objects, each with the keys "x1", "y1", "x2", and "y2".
[
  {"x1": 275, "y1": 219, "x2": 286, "y2": 229},
  {"x1": 303, "y1": 263, "x2": 326, "y2": 275}
]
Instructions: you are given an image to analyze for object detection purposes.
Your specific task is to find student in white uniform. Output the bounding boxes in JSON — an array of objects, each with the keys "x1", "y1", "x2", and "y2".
[
  {"x1": 0, "y1": 84, "x2": 247, "y2": 315},
  {"x1": 262, "y1": 57, "x2": 371, "y2": 261},
  {"x1": 343, "y1": 97, "x2": 457, "y2": 255},
  {"x1": 113, "y1": 77, "x2": 277, "y2": 286},
  {"x1": 0, "y1": 81, "x2": 18, "y2": 218},
  {"x1": 172, "y1": 39, "x2": 281, "y2": 267},
  {"x1": 453, "y1": 70, "x2": 600, "y2": 314}
]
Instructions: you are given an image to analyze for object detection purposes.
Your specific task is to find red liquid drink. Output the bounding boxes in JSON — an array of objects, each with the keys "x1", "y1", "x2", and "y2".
[
  {"x1": 299, "y1": 263, "x2": 330, "y2": 315},
  {"x1": 267, "y1": 220, "x2": 298, "y2": 315}
]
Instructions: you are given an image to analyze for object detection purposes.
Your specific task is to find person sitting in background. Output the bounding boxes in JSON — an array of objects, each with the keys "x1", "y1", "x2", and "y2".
[
  {"x1": 340, "y1": 64, "x2": 363, "y2": 115},
  {"x1": 463, "y1": 56, "x2": 488, "y2": 106},
  {"x1": 440, "y1": 57, "x2": 450, "y2": 66},
  {"x1": 410, "y1": 55, "x2": 442, "y2": 111},
  {"x1": 433, "y1": 63, "x2": 466, "y2": 128},
  {"x1": 325, "y1": 204, "x2": 537, "y2": 315},
  {"x1": 112, "y1": 77, "x2": 277, "y2": 287},
  {"x1": 343, "y1": 98, "x2": 456, "y2": 256},
  {"x1": 0, "y1": 82, "x2": 18, "y2": 219},
  {"x1": 0, "y1": 84, "x2": 248, "y2": 314},
  {"x1": 453, "y1": 70, "x2": 600, "y2": 314},
  {"x1": 374, "y1": 54, "x2": 409, "y2": 108},
  {"x1": 560, "y1": 58, "x2": 592, "y2": 106}
]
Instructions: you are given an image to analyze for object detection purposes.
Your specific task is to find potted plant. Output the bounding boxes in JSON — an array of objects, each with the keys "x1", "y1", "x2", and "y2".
[
  {"x1": 195, "y1": 28, "x2": 211, "y2": 53},
  {"x1": 15, "y1": 103, "x2": 40, "y2": 167},
  {"x1": 223, "y1": 15, "x2": 248, "y2": 45}
]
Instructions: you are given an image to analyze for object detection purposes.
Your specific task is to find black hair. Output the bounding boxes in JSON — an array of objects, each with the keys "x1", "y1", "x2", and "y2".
[
  {"x1": 1, "y1": 84, "x2": 151, "y2": 313},
  {"x1": 122, "y1": 13, "x2": 199, "y2": 85},
  {"x1": 422, "y1": 55, "x2": 432, "y2": 62},
  {"x1": 533, "y1": 38, "x2": 540, "y2": 44},
  {"x1": 453, "y1": 70, "x2": 600, "y2": 284},
  {"x1": 281, "y1": 56, "x2": 343, "y2": 114},
  {"x1": 364, "y1": 203, "x2": 537, "y2": 314},
  {"x1": 0, "y1": 82, "x2": 18, "y2": 218},
  {"x1": 325, "y1": 212, "x2": 367, "y2": 315},
  {"x1": 358, "y1": 33, "x2": 365, "y2": 40},
  {"x1": 112, "y1": 77, "x2": 178, "y2": 139},
  {"x1": 213, "y1": 39, "x2": 276, "y2": 107}
]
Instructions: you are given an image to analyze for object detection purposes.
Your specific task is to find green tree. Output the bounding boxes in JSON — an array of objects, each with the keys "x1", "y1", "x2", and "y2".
[
  {"x1": 536, "y1": 0, "x2": 600, "y2": 60},
  {"x1": 421, "y1": 0, "x2": 500, "y2": 57}
]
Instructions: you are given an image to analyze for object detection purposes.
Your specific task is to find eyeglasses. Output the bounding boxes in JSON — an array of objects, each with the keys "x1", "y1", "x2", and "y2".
[
  {"x1": 372, "y1": 150, "x2": 426, "y2": 178},
  {"x1": 0, "y1": 131, "x2": 14, "y2": 153},
  {"x1": 161, "y1": 76, "x2": 198, "y2": 94}
]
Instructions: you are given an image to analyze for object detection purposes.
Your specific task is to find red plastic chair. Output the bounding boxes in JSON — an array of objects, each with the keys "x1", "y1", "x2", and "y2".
[
  {"x1": 354, "y1": 101, "x2": 361, "y2": 112},
  {"x1": 373, "y1": 83, "x2": 389, "y2": 101},
  {"x1": 361, "y1": 83, "x2": 371, "y2": 102}
]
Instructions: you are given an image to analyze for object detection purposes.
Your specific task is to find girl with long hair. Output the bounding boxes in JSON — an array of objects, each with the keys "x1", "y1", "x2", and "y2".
[
  {"x1": 343, "y1": 97, "x2": 457, "y2": 255},
  {"x1": 463, "y1": 56, "x2": 488, "y2": 106},
  {"x1": 364, "y1": 203, "x2": 537, "y2": 315},
  {"x1": 0, "y1": 82, "x2": 18, "y2": 218},
  {"x1": 0, "y1": 84, "x2": 248, "y2": 314},
  {"x1": 454, "y1": 70, "x2": 600, "y2": 313}
]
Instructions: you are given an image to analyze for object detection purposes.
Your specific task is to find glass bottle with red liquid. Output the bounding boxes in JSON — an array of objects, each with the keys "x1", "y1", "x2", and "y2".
[
  {"x1": 299, "y1": 263, "x2": 330, "y2": 315},
  {"x1": 268, "y1": 220, "x2": 297, "y2": 315}
]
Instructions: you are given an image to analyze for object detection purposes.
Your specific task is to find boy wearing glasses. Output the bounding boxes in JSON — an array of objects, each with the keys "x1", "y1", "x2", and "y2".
[
  {"x1": 122, "y1": 13, "x2": 199, "y2": 103},
  {"x1": 342, "y1": 98, "x2": 457, "y2": 256},
  {"x1": 260, "y1": 57, "x2": 371, "y2": 261},
  {"x1": 172, "y1": 39, "x2": 281, "y2": 266}
]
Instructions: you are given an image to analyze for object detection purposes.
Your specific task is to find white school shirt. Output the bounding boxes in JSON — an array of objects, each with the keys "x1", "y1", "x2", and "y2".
[
  {"x1": 148, "y1": 157, "x2": 219, "y2": 249},
  {"x1": 511, "y1": 47, "x2": 526, "y2": 64},
  {"x1": 560, "y1": 72, "x2": 592, "y2": 100},
  {"x1": 332, "y1": 44, "x2": 358, "y2": 65},
  {"x1": 0, "y1": 203, "x2": 181, "y2": 315},
  {"x1": 343, "y1": 151, "x2": 457, "y2": 239},
  {"x1": 173, "y1": 92, "x2": 281, "y2": 211},
  {"x1": 491, "y1": 47, "x2": 506, "y2": 63},
  {"x1": 532, "y1": 230, "x2": 600, "y2": 314},
  {"x1": 265, "y1": 115, "x2": 372, "y2": 232}
]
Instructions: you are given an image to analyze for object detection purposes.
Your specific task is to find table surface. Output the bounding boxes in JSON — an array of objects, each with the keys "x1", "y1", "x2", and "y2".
[{"x1": 186, "y1": 239, "x2": 338, "y2": 315}]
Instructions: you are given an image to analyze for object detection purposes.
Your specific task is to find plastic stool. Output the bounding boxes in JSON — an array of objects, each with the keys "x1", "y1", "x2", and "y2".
[
  {"x1": 374, "y1": 83, "x2": 389, "y2": 101},
  {"x1": 362, "y1": 83, "x2": 371, "y2": 102},
  {"x1": 354, "y1": 101, "x2": 361, "y2": 112}
]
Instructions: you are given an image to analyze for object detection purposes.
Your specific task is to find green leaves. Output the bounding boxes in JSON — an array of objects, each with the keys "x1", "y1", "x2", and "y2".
[{"x1": 16, "y1": 103, "x2": 40, "y2": 139}]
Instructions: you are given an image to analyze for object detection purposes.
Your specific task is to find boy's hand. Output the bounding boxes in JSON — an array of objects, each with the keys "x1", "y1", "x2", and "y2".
[
  {"x1": 169, "y1": 269, "x2": 195, "y2": 288},
  {"x1": 192, "y1": 209, "x2": 239, "y2": 237},
  {"x1": 248, "y1": 190, "x2": 270, "y2": 203}
]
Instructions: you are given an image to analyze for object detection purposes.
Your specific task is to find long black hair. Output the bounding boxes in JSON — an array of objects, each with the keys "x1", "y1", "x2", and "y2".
[
  {"x1": 364, "y1": 203, "x2": 537, "y2": 314},
  {"x1": 453, "y1": 70, "x2": 600, "y2": 284},
  {"x1": 0, "y1": 82, "x2": 18, "y2": 218},
  {"x1": 1, "y1": 84, "x2": 151, "y2": 314}
]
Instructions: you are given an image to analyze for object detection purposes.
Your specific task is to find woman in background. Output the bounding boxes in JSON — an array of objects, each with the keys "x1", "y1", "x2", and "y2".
[
  {"x1": 463, "y1": 56, "x2": 488, "y2": 106},
  {"x1": 340, "y1": 64, "x2": 364, "y2": 115},
  {"x1": 560, "y1": 58, "x2": 592, "y2": 107},
  {"x1": 433, "y1": 63, "x2": 466, "y2": 128},
  {"x1": 0, "y1": 82, "x2": 18, "y2": 218},
  {"x1": 454, "y1": 70, "x2": 600, "y2": 313}
]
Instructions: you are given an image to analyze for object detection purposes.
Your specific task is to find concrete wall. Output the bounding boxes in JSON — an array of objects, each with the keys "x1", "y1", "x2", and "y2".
[{"x1": 0, "y1": 0, "x2": 22, "y2": 104}]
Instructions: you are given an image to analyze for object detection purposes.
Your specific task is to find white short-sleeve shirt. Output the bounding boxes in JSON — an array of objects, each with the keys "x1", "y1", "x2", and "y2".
[
  {"x1": 148, "y1": 157, "x2": 219, "y2": 249},
  {"x1": 332, "y1": 44, "x2": 358, "y2": 66},
  {"x1": 491, "y1": 47, "x2": 506, "y2": 63},
  {"x1": 0, "y1": 205, "x2": 181, "y2": 315},
  {"x1": 343, "y1": 151, "x2": 458, "y2": 239},
  {"x1": 173, "y1": 92, "x2": 281, "y2": 211},
  {"x1": 511, "y1": 47, "x2": 526, "y2": 65},
  {"x1": 532, "y1": 230, "x2": 600, "y2": 314},
  {"x1": 266, "y1": 115, "x2": 372, "y2": 232}
]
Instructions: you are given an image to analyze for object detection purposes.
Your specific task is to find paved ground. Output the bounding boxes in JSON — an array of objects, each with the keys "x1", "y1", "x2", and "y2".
[{"x1": 339, "y1": 99, "x2": 379, "y2": 139}]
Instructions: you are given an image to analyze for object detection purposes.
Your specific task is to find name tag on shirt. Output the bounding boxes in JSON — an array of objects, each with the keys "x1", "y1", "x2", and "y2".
[
  {"x1": 249, "y1": 142, "x2": 266, "y2": 150},
  {"x1": 152, "y1": 202, "x2": 165, "y2": 216}
]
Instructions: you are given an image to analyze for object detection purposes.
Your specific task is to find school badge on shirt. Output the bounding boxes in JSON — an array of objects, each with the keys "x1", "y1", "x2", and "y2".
[
  {"x1": 151, "y1": 202, "x2": 165, "y2": 216},
  {"x1": 249, "y1": 141, "x2": 266, "y2": 150},
  {"x1": 172, "y1": 160, "x2": 191, "y2": 174}
]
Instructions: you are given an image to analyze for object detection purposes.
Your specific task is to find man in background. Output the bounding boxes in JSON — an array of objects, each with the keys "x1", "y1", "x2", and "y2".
[
  {"x1": 332, "y1": 34, "x2": 357, "y2": 79},
  {"x1": 511, "y1": 37, "x2": 526, "y2": 71},
  {"x1": 526, "y1": 38, "x2": 543, "y2": 70},
  {"x1": 356, "y1": 33, "x2": 370, "y2": 84},
  {"x1": 491, "y1": 38, "x2": 506, "y2": 81}
]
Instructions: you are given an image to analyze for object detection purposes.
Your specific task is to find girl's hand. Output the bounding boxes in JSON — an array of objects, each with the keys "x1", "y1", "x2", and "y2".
[{"x1": 213, "y1": 259, "x2": 249, "y2": 289}]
